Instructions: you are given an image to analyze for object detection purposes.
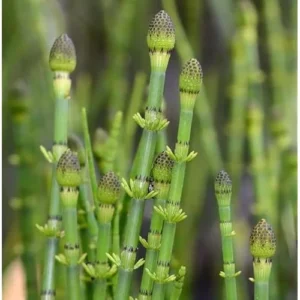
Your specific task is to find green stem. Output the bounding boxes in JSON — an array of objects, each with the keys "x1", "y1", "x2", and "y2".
[
  {"x1": 116, "y1": 67, "x2": 167, "y2": 299},
  {"x1": 41, "y1": 95, "x2": 69, "y2": 299},
  {"x1": 139, "y1": 195, "x2": 168, "y2": 299},
  {"x1": 254, "y1": 281, "x2": 269, "y2": 300},
  {"x1": 94, "y1": 223, "x2": 111, "y2": 299},
  {"x1": 219, "y1": 213, "x2": 238, "y2": 300},
  {"x1": 63, "y1": 205, "x2": 81, "y2": 300},
  {"x1": 82, "y1": 107, "x2": 98, "y2": 204},
  {"x1": 79, "y1": 173, "x2": 98, "y2": 262},
  {"x1": 153, "y1": 91, "x2": 197, "y2": 296}
]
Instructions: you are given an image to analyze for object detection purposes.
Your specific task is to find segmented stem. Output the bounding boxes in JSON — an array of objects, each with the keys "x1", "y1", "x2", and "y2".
[
  {"x1": 41, "y1": 78, "x2": 70, "y2": 300},
  {"x1": 116, "y1": 10, "x2": 174, "y2": 294}
]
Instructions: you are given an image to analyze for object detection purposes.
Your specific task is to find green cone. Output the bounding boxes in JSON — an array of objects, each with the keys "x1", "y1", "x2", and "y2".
[
  {"x1": 152, "y1": 151, "x2": 174, "y2": 182},
  {"x1": 250, "y1": 219, "x2": 276, "y2": 258},
  {"x1": 97, "y1": 171, "x2": 121, "y2": 204},
  {"x1": 147, "y1": 10, "x2": 175, "y2": 52},
  {"x1": 179, "y1": 58, "x2": 203, "y2": 94},
  {"x1": 56, "y1": 149, "x2": 81, "y2": 187},
  {"x1": 49, "y1": 34, "x2": 76, "y2": 73}
]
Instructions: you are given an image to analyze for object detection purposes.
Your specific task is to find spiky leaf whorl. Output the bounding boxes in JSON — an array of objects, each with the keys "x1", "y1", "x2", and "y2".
[
  {"x1": 147, "y1": 10, "x2": 175, "y2": 52},
  {"x1": 250, "y1": 219, "x2": 276, "y2": 258},
  {"x1": 49, "y1": 34, "x2": 76, "y2": 73},
  {"x1": 97, "y1": 171, "x2": 121, "y2": 204},
  {"x1": 179, "y1": 58, "x2": 203, "y2": 94},
  {"x1": 56, "y1": 149, "x2": 81, "y2": 187},
  {"x1": 152, "y1": 151, "x2": 174, "y2": 182}
]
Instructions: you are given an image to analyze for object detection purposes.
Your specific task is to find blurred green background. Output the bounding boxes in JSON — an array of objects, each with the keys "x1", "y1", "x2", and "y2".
[{"x1": 3, "y1": 0, "x2": 297, "y2": 299}]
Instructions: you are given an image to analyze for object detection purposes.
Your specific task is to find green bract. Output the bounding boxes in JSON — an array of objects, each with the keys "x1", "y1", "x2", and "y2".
[
  {"x1": 147, "y1": 10, "x2": 175, "y2": 52},
  {"x1": 250, "y1": 219, "x2": 276, "y2": 258},
  {"x1": 97, "y1": 171, "x2": 121, "y2": 204},
  {"x1": 49, "y1": 34, "x2": 76, "y2": 73},
  {"x1": 179, "y1": 58, "x2": 203, "y2": 94},
  {"x1": 152, "y1": 151, "x2": 174, "y2": 182},
  {"x1": 56, "y1": 149, "x2": 81, "y2": 187}
]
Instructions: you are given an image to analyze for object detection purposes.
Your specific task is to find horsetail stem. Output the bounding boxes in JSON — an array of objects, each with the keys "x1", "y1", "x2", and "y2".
[
  {"x1": 56, "y1": 149, "x2": 82, "y2": 300},
  {"x1": 139, "y1": 151, "x2": 174, "y2": 299},
  {"x1": 93, "y1": 171, "x2": 121, "y2": 299},
  {"x1": 68, "y1": 135, "x2": 98, "y2": 262},
  {"x1": 114, "y1": 11, "x2": 175, "y2": 300},
  {"x1": 40, "y1": 34, "x2": 76, "y2": 299},
  {"x1": 227, "y1": 29, "x2": 248, "y2": 201},
  {"x1": 249, "y1": 219, "x2": 276, "y2": 300},
  {"x1": 82, "y1": 108, "x2": 98, "y2": 207},
  {"x1": 214, "y1": 170, "x2": 240, "y2": 300},
  {"x1": 10, "y1": 85, "x2": 39, "y2": 300},
  {"x1": 152, "y1": 58, "x2": 202, "y2": 299}
]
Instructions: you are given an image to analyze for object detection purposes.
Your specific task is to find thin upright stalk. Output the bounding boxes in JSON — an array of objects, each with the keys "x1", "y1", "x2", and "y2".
[
  {"x1": 114, "y1": 11, "x2": 175, "y2": 300},
  {"x1": 82, "y1": 108, "x2": 98, "y2": 204},
  {"x1": 139, "y1": 152, "x2": 173, "y2": 299},
  {"x1": 10, "y1": 88, "x2": 39, "y2": 300},
  {"x1": 214, "y1": 171, "x2": 239, "y2": 300},
  {"x1": 40, "y1": 34, "x2": 76, "y2": 299},
  {"x1": 55, "y1": 150, "x2": 83, "y2": 300},
  {"x1": 152, "y1": 59, "x2": 202, "y2": 298}
]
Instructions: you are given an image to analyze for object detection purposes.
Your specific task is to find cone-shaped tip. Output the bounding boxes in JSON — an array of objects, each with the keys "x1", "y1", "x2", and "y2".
[
  {"x1": 49, "y1": 34, "x2": 76, "y2": 73},
  {"x1": 152, "y1": 151, "x2": 174, "y2": 182},
  {"x1": 214, "y1": 170, "x2": 232, "y2": 195},
  {"x1": 179, "y1": 58, "x2": 203, "y2": 94},
  {"x1": 147, "y1": 10, "x2": 175, "y2": 52},
  {"x1": 56, "y1": 149, "x2": 81, "y2": 187},
  {"x1": 250, "y1": 219, "x2": 276, "y2": 258},
  {"x1": 97, "y1": 171, "x2": 121, "y2": 204}
]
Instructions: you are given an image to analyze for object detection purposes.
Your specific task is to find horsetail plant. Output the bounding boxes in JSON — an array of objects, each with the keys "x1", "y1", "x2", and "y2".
[
  {"x1": 10, "y1": 85, "x2": 39, "y2": 300},
  {"x1": 249, "y1": 219, "x2": 276, "y2": 300},
  {"x1": 214, "y1": 170, "x2": 240, "y2": 300},
  {"x1": 55, "y1": 149, "x2": 85, "y2": 300},
  {"x1": 38, "y1": 34, "x2": 76, "y2": 299},
  {"x1": 150, "y1": 58, "x2": 202, "y2": 299},
  {"x1": 139, "y1": 151, "x2": 174, "y2": 299},
  {"x1": 84, "y1": 172, "x2": 121, "y2": 299},
  {"x1": 106, "y1": 11, "x2": 175, "y2": 300}
]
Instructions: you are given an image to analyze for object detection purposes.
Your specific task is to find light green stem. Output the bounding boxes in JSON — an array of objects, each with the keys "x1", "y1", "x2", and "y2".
[
  {"x1": 116, "y1": 68, "x2": 166, "y2": 299},
  {"x1": 218, "y1": 205, "x2": 238, "y2": 300},
  {"x1": 63, "y1": 205, "x2": 80, "y2": 300},
  {"x1": 82, "y1": 108, "x2": 98, "y2": 206},
  {"x1": 41, "y1": 96, "x2": 69, "y2": 299}
]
